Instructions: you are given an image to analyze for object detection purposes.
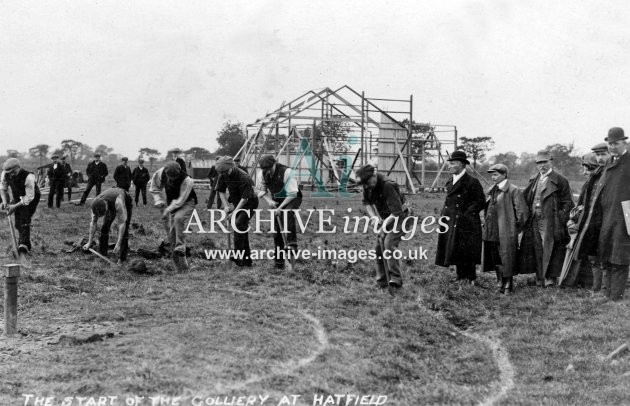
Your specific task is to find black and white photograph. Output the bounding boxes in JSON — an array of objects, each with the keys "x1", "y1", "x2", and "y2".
[{"x1": 0, "y1": 1, "x2": 629, "y2": 405}]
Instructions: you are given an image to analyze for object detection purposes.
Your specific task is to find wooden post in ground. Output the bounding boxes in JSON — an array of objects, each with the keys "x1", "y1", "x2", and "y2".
[{"x1": 4, "y1": 264, "x2": 20, "y2": 336}]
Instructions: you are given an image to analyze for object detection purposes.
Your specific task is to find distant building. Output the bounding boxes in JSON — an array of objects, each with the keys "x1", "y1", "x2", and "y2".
[{"x1": 189, "y1": 159, "x2": 216, "y2": 179}]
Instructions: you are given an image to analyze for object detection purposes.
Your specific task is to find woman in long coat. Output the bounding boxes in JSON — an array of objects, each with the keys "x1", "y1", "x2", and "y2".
[
  {"x1": 481, "y1": 164, "x2": 529, "y2": 293},
  {"x1": 435, "y1": 151, "x2": 486, "y2": 284}
]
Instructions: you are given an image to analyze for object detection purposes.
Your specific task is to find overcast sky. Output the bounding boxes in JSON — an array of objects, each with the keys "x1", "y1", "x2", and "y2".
[{"x1": 2, "y1": 0, "x2": 629, "y2": 159}]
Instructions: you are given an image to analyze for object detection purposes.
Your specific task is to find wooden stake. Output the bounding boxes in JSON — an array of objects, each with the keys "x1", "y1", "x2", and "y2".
[{"x1": 4, "y1": 264, "x2": 20, "y2": 336}]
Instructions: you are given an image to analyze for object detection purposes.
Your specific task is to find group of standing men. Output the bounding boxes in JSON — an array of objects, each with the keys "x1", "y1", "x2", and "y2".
[
  {"x1": 433, "y1": 127, "x2": 629, "y2": 301},
  {"x1": 1, "y1": 130, "x2": 628, "y2": 301},
  {"x1": 46, "y1": 155, "x2": 73, "y2": 208}
]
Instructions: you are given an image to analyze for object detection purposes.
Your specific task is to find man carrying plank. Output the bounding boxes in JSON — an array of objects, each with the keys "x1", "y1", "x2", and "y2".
[
  {"x1": 82, "y1": 188, "x2": 132, "y2": 265},
  {"x1": 257, "y1": 154, "x2": 302, "y2": 269},
  {"x1": 356, "y1": 164, "x2": 408, "y2": 289},
  {"x1": 0, "y1": 158, "x2": 41, "y2": 255}
]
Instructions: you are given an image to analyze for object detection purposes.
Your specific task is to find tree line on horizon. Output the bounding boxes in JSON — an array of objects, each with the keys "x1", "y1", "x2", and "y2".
[
  {"x1": 1, "y1": 122, "x2": 248, "y2": 171},
  {"x1": 2, "y1": 121, "x2": 585, "y2": 180}
]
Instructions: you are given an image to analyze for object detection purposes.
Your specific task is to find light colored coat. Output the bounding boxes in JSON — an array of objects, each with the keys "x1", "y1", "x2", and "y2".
[{"x1": 482, "y1": 181, "x2": 529, "y2": 277}]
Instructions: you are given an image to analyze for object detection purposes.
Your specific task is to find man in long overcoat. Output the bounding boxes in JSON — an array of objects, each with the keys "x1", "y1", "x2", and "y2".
[
  {"x1": 596, "y1": 127, "x2": 630, "y2": 300},
  {"x1": 436, "y1": 151, "x2": 486, "y2": 285},
  {"x1": 522, "y1": 150, "x2": 574, "y2": 287},
  {"x1": 482, "y1": 164, "x2": 529, "y2": 294},
  {"x1": 560, "y1": 147, "x2": 608, "y2": 287}
]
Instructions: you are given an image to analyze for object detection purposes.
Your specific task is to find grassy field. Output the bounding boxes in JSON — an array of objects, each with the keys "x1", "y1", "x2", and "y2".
[{"x1": 0, "y1": 186, "x2": 628, "y2": 406}]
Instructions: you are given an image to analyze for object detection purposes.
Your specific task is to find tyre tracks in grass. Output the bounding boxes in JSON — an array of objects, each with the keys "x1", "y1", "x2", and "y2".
[
  {"x1": 416, "y1": 293, "x2": 515, "y2": 406},
  {"x1": 211, "y1": 288, "x2": 330, "y2": 394}
]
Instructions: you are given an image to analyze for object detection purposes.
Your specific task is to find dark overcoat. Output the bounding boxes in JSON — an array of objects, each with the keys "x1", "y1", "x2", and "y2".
[
  {"x1": 520, "y1": 170, "x2": 574, "y2": 277},
  {"x1": 114, "y1": 165, "x2": 132, "y2": 190},
  {"x1": 435, "y1": 172, "x2": 485, "y2": 267},
  {"x1": 86, "y1": 161, "x2": 108, "y2": 183},
  {"x1": 597, "y1": 152, "x2": 630, "y2": 265},
  {"x1": 481, "y1": 181, "x2": 529, "y2": 277}
]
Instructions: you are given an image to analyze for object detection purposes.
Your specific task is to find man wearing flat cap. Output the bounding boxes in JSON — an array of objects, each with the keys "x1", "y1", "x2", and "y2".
[
  {"x1": 482, "y1": 163, "x2": 529, "y2": 294},
  {"x1": 257, "y1": 154, "x2": 302, "y2": 269},
  {"x1": 581, "y1": 142, "x2": 611, "y2": 292},
  {"x1": 79, "y1": 153, "x2": 108, "y2": 205},
  {"x1": 560, "y1": 151, "x2": 605, "y2": 287},
  {"x1": 114, "y1": 157, "x2": 132, "y2": 192},
  {"x1": 0, "y1": 158, "x2": 41, "y2": 254},
  {"x1": 357, "y1": 164, "x2": 409, "y2": 289},
  {"x1": 216, "y1": 156, "x2": 258, "y2": 267},
  {"x1": 46, "y1": 154, "x2": 66, "y2": 208},
  {"x1": 521, "y1": 150, "x2": 574, "y2": 287},
  {"x1": 435, "y1": 151, "x2": 486, "y2": 285},
  {"x1": 594, "y1": 127, "x2": 630, "y2": 300},
  {"x1": 131, "y1": 158, "x2": 150, "y2": 206},
  {"x1": 149, "y1": 161, "x2": 198, "y2": 271}
]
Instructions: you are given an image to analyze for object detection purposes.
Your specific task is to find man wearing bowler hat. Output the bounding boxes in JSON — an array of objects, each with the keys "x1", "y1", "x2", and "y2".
[
  {"x1": 46, "y1": 154, "x2": 66, "y2": 208},
  {"x1": 79, "y1": 153, "x2": 108, "y2": 205},
  {"x1": 114, "y1": 157, "x2": 132, "y2": 192},
  {"x1": 435, "y1": 151, "x2": 486, "y2": 285},
  {"x1": 595, "y1": 127, "x2": 630, "y2": 300},
  {"x1": 522, "y1": 150, "x2": 574, "y2": 287}
]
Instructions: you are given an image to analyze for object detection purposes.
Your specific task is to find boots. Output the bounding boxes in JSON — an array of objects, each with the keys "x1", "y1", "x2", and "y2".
[
  {"x1": 172, "y1": 251, "x2": 189, "y2": 272},
  {"x1": 495, "y1": 266, "x2": 503, "y2": 288},
  {"x1": 500, "y1": 277, "x2": 514, "y2": 295}
]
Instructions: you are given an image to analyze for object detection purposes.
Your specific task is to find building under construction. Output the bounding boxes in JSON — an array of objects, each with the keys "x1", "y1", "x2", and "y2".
[{"x1": 236, "y1": 85, "x2": 458, "y2": 193}]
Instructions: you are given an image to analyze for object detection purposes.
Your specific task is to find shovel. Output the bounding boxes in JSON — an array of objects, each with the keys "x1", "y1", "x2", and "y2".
[
  {"x1": 224, "y1": 218, "x2": 233, "y2": 270},
  {"x1": 88, "y1": 248, "x2": 122, "y2": 269},
  {"x1": 4, "y1": 210, "x2": 20, "y2": 260},
  {"x1": 276, "y1": 210, "x2": 294, "y2": 272}
]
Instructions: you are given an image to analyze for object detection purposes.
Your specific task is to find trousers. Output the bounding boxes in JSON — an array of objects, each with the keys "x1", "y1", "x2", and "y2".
[
  {"x1": 99, "y1": 193, "x2": 132, "y2": 261},
  {"x1": 375, "y1": 228, "x2": 404, "y2": 286}
]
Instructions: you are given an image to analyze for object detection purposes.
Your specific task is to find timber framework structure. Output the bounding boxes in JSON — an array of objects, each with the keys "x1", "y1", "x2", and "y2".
[{"x1": 236, "y1": 85, "x2": 458, "y2": 193}]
